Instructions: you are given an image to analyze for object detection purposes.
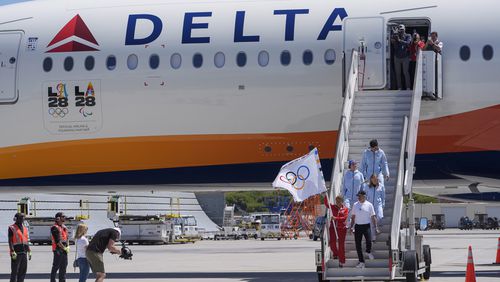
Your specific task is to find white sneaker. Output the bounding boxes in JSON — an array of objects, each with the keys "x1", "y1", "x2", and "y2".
[
  {"x1": 356, "y1": 262, "x2": 365, "y2": 268},
  {"x1": 366, "y1": 252, "x2": 375, "y2": 260}
]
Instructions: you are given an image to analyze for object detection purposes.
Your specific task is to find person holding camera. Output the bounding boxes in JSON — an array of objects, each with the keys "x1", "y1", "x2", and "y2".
[
  {"x1": 8, "y1": 213, "x2": 31, "y2": 282},
  {"x1": 425, "y1": 31, "x2": 443, "y2": 54},
  {"x1": 51, "y1": 212, "x2": 69, "y2": 282},
  {"x1": 86, "y1": 228, "x2": 122, "y2": 282},
  {"x1": 391, "y1": 24, "x2": 412, "y2": 90}
]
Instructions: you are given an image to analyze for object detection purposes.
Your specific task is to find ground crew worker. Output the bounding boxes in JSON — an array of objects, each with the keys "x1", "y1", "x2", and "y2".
[
  {"x1": 86, "y1": 228, "x2": 122, "y2": 282},
  {"x1": 51, "y1": 212, "x2": 69, "y2": 282},
  {"x1": 324, "y1": 195, "x2": 349, "y2": 267},
  {"x1": 364, "y1": 174, "x2": 385, "y2": 240},
  {"x1": 8, "y1": 213, "x2": 31, "y2": 282},
  {"x1": 360, "y1": 139, "x2": 390, "y2": 187},
  {"x1": 342, "y1": 160, "x2": 365, "y2": 209}
]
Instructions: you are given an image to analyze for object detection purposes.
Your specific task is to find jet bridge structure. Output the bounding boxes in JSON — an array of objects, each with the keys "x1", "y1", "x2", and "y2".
[{"x1": 316, "y1": 51, "x2": 431, "y2": 281}]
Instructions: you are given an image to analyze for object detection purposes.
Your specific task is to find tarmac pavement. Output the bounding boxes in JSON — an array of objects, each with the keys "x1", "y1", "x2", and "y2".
[{"x1": 0, "y1": 229, "x2": 498, "y2": 281}]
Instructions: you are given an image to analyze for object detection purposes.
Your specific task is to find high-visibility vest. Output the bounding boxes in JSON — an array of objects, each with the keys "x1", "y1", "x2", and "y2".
[
  {"x1": 9, "y1": 224, "x2": 29, "y2": 254},
  {"x1": 51, "y1": 224, "x2": 68, "y2": 251}
]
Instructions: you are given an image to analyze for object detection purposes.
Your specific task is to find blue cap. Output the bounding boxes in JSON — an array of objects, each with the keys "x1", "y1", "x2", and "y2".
[{"x1": 348, "y1": 160, "x2": 358, "y2": 167}]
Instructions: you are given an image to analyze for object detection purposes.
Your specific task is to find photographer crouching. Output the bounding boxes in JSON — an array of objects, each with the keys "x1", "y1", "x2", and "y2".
[{"x1": 86, "y1": 228, "x2": 132, "y2": 282}]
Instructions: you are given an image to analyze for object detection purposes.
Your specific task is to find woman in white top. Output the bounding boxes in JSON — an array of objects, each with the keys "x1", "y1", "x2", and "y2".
[{"x1": 75, "y1": 224, "x2": 90, "y2": 282}]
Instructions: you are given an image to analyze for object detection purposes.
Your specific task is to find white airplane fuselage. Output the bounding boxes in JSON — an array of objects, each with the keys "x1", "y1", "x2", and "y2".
[{"x1": 0, "y1": 0, "x2": 498, "y2": 189}]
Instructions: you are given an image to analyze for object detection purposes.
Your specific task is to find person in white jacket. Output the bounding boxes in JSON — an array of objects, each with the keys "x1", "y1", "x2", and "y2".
[
  {"x1": 342, "y1": 160, "x2": 365, "y2": 209},
  {"x1": 363, "y1": 174, "x2": 385, "y2": 240},
  {"x1": 361, "y1": 139, "x2": 390, "y2": 187}
]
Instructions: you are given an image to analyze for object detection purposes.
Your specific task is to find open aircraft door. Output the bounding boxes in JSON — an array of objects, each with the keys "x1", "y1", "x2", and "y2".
[
  {"x1": 0, "y1": 31, "x2": 22, "y2": 104},
  {"x1": 343, "y1": 17, "x2": 386, "y2": 89}
]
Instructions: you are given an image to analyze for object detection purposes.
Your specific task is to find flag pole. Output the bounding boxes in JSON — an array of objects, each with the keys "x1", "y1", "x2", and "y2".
[{"x1": 325, "y1": 192, "x2": 338, "y2": 241}]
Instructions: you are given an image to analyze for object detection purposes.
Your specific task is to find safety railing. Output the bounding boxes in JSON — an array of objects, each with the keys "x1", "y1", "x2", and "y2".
[
  {"x1": 322, "y1": 50, "x2": 359, "y2": 270},
  {"x1": 389, "y1": 115, "x2": 408, "y2": 279},
  {"x1": 389, "y1": 51, "x2": 423, "y2": 279}
]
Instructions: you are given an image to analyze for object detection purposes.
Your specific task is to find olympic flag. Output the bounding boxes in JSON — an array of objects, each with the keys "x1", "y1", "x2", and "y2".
[{"x1": 272, "y1": 148, "x2": 327, "y2": 202}]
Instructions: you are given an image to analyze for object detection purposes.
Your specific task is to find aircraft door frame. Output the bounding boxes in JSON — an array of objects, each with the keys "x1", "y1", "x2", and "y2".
[
  {"x1": 343, "y1": 17, "x2": 386, "y2": 89},
  {"x1": 0, "y1": 31, "x2": 22, "y2": 104}
]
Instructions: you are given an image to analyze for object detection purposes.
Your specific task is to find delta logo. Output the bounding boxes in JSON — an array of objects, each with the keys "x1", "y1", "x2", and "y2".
[{"x1": 46, "y1": 14, "x2": 99, "y2": 53}]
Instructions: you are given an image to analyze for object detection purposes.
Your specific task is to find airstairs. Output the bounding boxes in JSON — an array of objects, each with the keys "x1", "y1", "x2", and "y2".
[{"x1": 317, "y1": 51, "x2": 430, "y2": 281}]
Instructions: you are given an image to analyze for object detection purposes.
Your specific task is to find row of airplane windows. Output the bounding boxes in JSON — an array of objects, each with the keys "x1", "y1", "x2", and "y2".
[{"x1": 42, "y1": 49, "x2": 338, "y2": 72}]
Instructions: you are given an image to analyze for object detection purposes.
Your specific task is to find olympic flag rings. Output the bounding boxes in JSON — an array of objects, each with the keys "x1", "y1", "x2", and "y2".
[
  {"x1": 280, "y1": 165, "x2": 310, "y2": 190},
  {"x1": 48, "y1": 107, "x2": 69, "y2": 118}
]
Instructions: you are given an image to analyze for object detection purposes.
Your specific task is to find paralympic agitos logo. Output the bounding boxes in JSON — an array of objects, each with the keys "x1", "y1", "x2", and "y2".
[{"x1": 125, "y1": 8, "x2": 348, "y2": 45}]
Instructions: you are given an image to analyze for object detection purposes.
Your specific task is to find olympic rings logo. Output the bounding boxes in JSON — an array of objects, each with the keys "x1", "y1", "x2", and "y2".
[
  {"x1": 48, "y1": 108, "x2": 69, "y2": 118},
  {"x1": 280, "y1": 165, "x2": 310, "y2": 190}
]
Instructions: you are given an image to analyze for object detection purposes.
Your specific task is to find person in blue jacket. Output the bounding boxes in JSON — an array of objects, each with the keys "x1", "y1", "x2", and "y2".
[
  {"x1": 360, "y1": 139, "x2": 390, "y2": 187},
  {"x1": 342, "y1": 160, "x2": 365, "y2": 210},
  {"x1": 363, "y1": 174, "x2": 385, "y2": 240}
]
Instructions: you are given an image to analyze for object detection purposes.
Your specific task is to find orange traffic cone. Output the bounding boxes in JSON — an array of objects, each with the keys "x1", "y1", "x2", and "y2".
[
  {"x1": 465, "y1": 246, "x2": 476, "y2": 282},
  {"x1": 494, "y1": 237, "x2": 500, "y2": 265}
]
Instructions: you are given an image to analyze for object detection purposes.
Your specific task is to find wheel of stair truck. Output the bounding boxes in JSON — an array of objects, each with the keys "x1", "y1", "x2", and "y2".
[
  {"x1": 316, "y1": 266, "x2": 329, "y2": 282},
  {"x1": 403, "y1": 250, "x2": 418, "y2": 282},
  {"x1": 423, "y1": 245, "x2": 432, "y2": 280}
]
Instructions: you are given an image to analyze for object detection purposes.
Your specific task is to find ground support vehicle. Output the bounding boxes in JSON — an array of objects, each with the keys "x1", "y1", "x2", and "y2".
[{"x1": 118, "y1": 215, "x2": 172, "y2": 244}]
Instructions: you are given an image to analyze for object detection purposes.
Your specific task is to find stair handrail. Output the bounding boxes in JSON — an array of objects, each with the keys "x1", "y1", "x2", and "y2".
[
  {"x1": 389, "y1": 51, "x2": 424, "y2": 278},
  {"x1": 322, "y1": 50, "x2": 359, "y2": 270},
  {"x1": 389, "y1": 115, "x2": 408, "y2": 278}
]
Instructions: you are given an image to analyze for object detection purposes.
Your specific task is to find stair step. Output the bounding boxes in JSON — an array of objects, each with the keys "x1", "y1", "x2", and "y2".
[
  {"x1": 327, "y1": 258, "x2": 388, "y2": 268},
  {"x1": 349, "y1": 132, "x2": 402, "y2": 140},
  {"x1": 355, "y1": 96, "x2": 412, "y2": 104},
  {"x1": 351, "y1": 117, "x2": 405, "y2": 126},
  {"x1": 354, "y1": 104, "x2": 411, "y2": 112},
  {"x1": 352, "y1": 110, "x2": 409, "y2": 118},
  {"x1": 350, "y1": 125, "x2": 404, "y2": 133},
  {"x1": 344, "y1": 250, "x2": 390, "y2": 259},
  {"x1": 325, "y1": 266, "x2": 390, "y2": 279},
  {"x1": 345, "y1": 232, "x2": 390, "y2": 242},
  {"x1": 355, "y1": 90, "x2": 412, "y2": 97}
]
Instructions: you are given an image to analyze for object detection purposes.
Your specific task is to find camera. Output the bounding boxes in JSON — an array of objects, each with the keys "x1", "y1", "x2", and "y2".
[{"x1": 119, "y1": 242, "x2": 133, "y2": 260}]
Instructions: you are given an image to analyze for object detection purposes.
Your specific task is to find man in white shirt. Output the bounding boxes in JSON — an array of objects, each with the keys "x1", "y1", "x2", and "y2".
[{"x1": 350, "y1": 191, "x2": 380, "y2": 268}]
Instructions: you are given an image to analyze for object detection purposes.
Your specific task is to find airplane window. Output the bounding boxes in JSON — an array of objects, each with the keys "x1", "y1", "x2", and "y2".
[
  {"x1": 193, "y1": 53, "x2": 203, "y2": 68},
  {"x1": 64, "y1": 57, "x2": 74, "y2": 72},
  {"x1": 280, "y1": 50, "x2": 291, "y2": 66},
  {"x1": 214, "y1": 52, "x2": 225, "y2": 68},
  {"x1": 258, "y1": 51, "x2": 269, "y2": 67},
  {"x1": 127, "y1": 54, "x2": 138, "y2": 70},
  {"x1": 85, "y1": 56, "x2": 95, "y2": 71},
  {"x1": 43, "y1": 57, "x2": 53, "y2": 72},
  {"x1": 324, "y1": 49, "x2": 336, "y2": 65},
  {"x1": 460, "y1": 46, "x2": 470, "y2": 61},
  {"x1": 149, "y1": 54, "x2": 160, "y2": 69},
  {"x1": 170, "y1": 53, "x2": 182, "y2": 69},
  {"x1": 303, "y1": 50, "x2": 313, "y2": 65},
  {"x1": 236, "y1": 52, "x2": 247, "y2": 67},
  {"x1": 106, "y1": 55, "x2": 117, "y2": 70},
  {"x1": 483, "y1": 45, "x2": 494, "y2": 61}
]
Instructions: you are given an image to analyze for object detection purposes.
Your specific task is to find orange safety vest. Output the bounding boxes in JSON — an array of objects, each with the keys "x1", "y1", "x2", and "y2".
[
  {"x1": 51, "y1": 224, "x2": 68, "y2": 251},
  {"x1": 9, "y1": 224, "x2": 29, "y2": 254}
]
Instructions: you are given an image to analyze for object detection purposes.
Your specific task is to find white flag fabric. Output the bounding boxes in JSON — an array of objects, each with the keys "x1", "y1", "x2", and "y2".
[{"x1": 272, "y1": 148, "x2": 327, "y2": 202}]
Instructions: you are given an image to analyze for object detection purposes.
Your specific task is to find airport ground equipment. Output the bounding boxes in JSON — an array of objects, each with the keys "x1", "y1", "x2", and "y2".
[
  {"x1": 459, "y1": 216, "x2": 474, "y2": 230},
  {"x1": 27, "y1": 217, "x2": 82, "y2": 245},
  {"x1": 316, "y1": 51, "x2": 431, "y2": 281},
  {"x1": 312, "y1": 215, "x2": 326, "y2": 241},
  {"x1": 430, "y1": 214, "x2": 446, "y2": 230},
  {"x1": 258, "y1": 213, "x2": 282, "y2": 240},
  {"x1": 118, "y1": 215, "x2": 172, "y2": 244},
  {"x1": 214, "y1": 226, "x2": 242, "y2": 240},
  {"x1": 472, "y1": 213, "x2": 498, "y2": 229},
  {"x1": 281, "y1": 195, "x2": 322, "y2": 239}
]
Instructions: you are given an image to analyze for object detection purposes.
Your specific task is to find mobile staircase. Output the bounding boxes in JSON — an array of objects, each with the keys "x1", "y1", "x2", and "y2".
[{"x1": 316, "y1": 51, "x2": 431, "y2": 281}]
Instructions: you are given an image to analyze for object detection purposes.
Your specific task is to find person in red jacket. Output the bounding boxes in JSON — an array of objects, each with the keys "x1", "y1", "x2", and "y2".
[{"x1": 324, "y1": 195, "x2": 349, "y2": 267}]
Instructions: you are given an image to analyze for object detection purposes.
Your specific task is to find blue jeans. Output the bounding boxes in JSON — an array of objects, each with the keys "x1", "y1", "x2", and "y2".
[{"x1": 78, "y1": 258, "x2": 90, "y2": 282}]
